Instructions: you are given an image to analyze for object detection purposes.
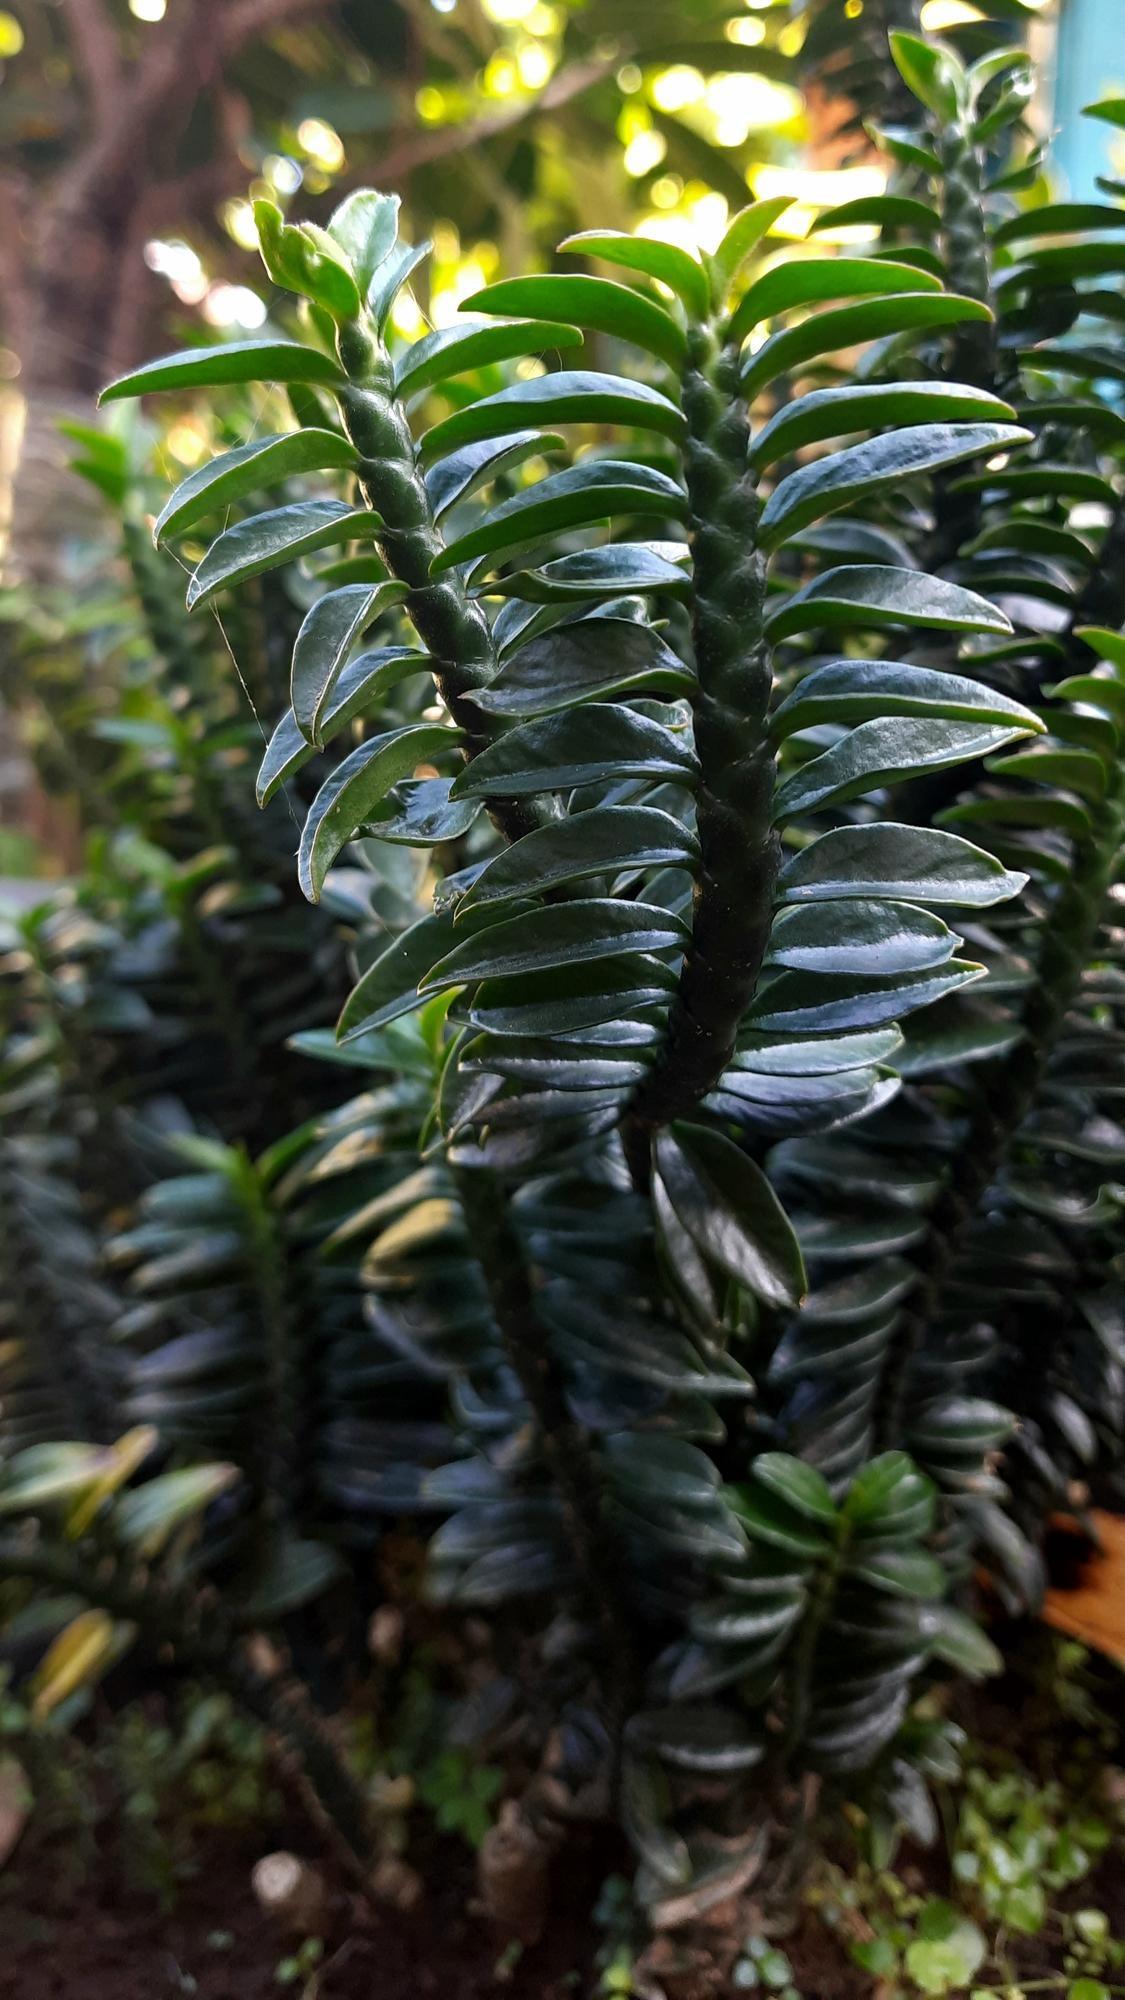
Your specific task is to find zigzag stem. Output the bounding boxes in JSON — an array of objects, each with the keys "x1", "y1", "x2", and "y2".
[
  {"x1": 874, "y1": 769, "x2": 1125, "y2": 1451},
  {"x1": 628, "y1": 324, "x2": 777, "y2": 1135},
  {"x1": 452, "y1": 1166, "x2": 639, "y2": 1739},
  {"x1": 334, "y1": 319, "x2": 547, "y2": 849},
  {"x1": 926, "y1": 122, "x2": 1006, "y2": 575},
  {"x1": 0, "y1": 1531, "x2": 374, "y2": 1875}
]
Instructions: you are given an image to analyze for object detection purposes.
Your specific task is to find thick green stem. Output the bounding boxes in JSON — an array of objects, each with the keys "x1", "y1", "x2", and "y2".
[
  {"x1": 926, "y1": 122, "x2": 1006, "y2": 574},
  {"x1": 452, "y1": 1165, "x2": 638, "y2": 1734},
  {"x1": 875, "y1": 775, "x2": 1125, "y2": 1450},
  {"x1": 334, "y1": 319, "x2": 545, "y2": 848},
  {"x1": 629, "y1": 326, "x2": 778, "y2": 1131}
]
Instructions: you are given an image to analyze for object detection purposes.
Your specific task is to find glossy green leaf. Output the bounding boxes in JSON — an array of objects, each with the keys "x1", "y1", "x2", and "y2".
[
  {"x1": 558, "y1": 230, "x2": 709, "y2": 318},
  {"x1": 100, "y1": 340, "x2": 345, "y2": 403},
  {"x1": 748, "y1": 961, "x2": 983, "y2": 1033},
  {"x1": 395, "y1": 317, "x2": 583, "y2": 397},
  {"x1": 420, "y1": 372, "x2": 686, "y2": 464},
  {"x1": 889, "y1": 30, "x2": 963, "y2": 120},
  {"x1": 431, "y1": 459, "x2": 687, "y2": 577},
  {"x1": 729, "y1": 256, "x2": 940, "y2": 347},
  {"x1": 766, "y1": 900, "x2": 960, "y2": 975},
  {"x1": 770, "y1": 660, "x2": 1043, "y2": 738},
  {"x1": 424, "y1": 431, "x2": 563, "y2": 522},
  {"x1": 487, "y1": 543, "x2": 690, "y2": 605},
  {"x1": 469, "y1": 619, "x2": 691, "y2": 716},
  {"x1": 749, "y1": 382, "x2": 1016, "y2": 473},
  {"x1": 299, "y1": 724, "x2": 456, "y2": 902},
  {"x1": 752, "y1": 1454, "x2": 838, "y2": 1527},
  {"x1": 449, "y1": 703, "x2": 696, "y2": 798},
  {"x1": 256, "y1": 646, "x2": 431, "y2": 804},
  {"x1": 765, "y1": 566, "x2": 1013, "y2": 642},
  {"x1": 465, "y1": 275, "x2": 686, "y2": 367},
  {"x1": 778, "y1": 825, "x2": 1027, "y2": 909},
  {"x1": 741, "y1": 294, "x2": 991, "y2": 400},
  {"x1": 759, "y1": 423, "x2": 1031, "y2": 552},
  {"x1": 422, "y1": 900, "x2": 688, "y2": 991},
  {"x1": 459, "y1": 806, "x2": 697, "y2": 911},
  {"x1": 466, "y1": 956, "x2": 674, "y2": 1038},
  {"x1": 154, "y1": 430, "x2": 357, "y2": 544},
  {"x1": 185, "y1": 503, "x2": 382, "y2": 610},
  {"x1": 338, "y1": 910, "x2": 463, "y2": 1036},
  {"x1": 362, "y1": 776, "x2": 481, "y2": 845},
  {"x1": 325, "y1": 188, "x2": 401, "y2": 296},
  {"x1": 291, "y1": 581, "x2": 407, "y2": 744},
  {"x1": 810, "y1": 194, "x2": 939, "y2": 237},
  {"x1": 654, "y1": 1122, "x2": 806, "y2": 1310},
  {"x1": 775, "y1": 717, "x2": 1032, "y2": 821},
  {"x1": 709, "y1": 197, "x2": 795, "y2": 302}
]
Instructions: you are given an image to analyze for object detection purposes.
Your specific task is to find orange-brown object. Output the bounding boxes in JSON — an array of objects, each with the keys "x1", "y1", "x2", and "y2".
[{"x1": 1042, "y1": 1510, "x2": 1125, "y2": 1667}]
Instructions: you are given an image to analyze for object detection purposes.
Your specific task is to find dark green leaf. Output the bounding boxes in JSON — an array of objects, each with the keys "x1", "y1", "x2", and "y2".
[
  {"x1": 431, "y1": 460, "x2": 687, "y2": 577},
  {"x1": 299, "y1": 724, "x2": 456, "y2": 902},
  {"x1": 154, "y1": 430, "x2": 357, "y2": 543},
  {"x1": 421, "y1": 900, "x2": 688, "y2": 991},
  {"x1": 465, "y1": 275, "x2": 686, "y2": 367},
  {"x1": 291, "y1": 581, "x2": 407, "y2": 744},
  {"x1": 759, "y1": 423, "x2": 1030, "y2": 551},
  {"x1": 395, "y1": 317, "x2": 583, "y2": 395},
  {"x1": 424, "y1": 431, "x2": 563, "y2": 522},
  {"x1": 766, "y1": 900, "x2": 960, "y2": 975},
  {"x1": 654, "y1": 1122, "x2": 806, "y2": 1310},
  {"x1": 559, "y1": 229, "x2": 710, "y2": 318},
  {"x1": 752, "y1": 1453, "x2": 837, "y2": 1526},
  {"x1": 186, "y1": 503, "x2": 381, "y2": 610},
  {"x1": 770, "y1": 659, "x2": 1042, "y2": 737},
  {"x1": 420, "y1": 372, "x2": 686, "y2": 463},
  {"x1": 100, "y1": 340, "x2": 345, "y2": 403},
  {"x1": 750, "y1": 382, "x2": 1016, "y2": 473},
  {"x1": 766, "y1": 566, "x2": 1013, "y2": 642},
  {"x1": 469, "y1": 620, "x2": 692, "y2": 716},
  {"x1": 729, "y1": 256, "x2": 940, "y2": 346},
  {"x1": 775, "y1": 718, "x2": 1033, "y2": 821},
  {"x1": 449, "y1": 703, "x2": 696, "y2": 797},
  {"x1": 742, "y1": 294, "x2": 991, "y2": 399},
  {"x1": 256, "y1": 647, "x2": 431, "y2": 804},
  {"x1": 778, "y1": 824, "x2": 1027, "y2": 909},
  {"x1": 810, "y1": 195, "x2": 940, "y2": 236},
  {"x1": 459, "y1": 806, "x2": 698, "y2": 911}
]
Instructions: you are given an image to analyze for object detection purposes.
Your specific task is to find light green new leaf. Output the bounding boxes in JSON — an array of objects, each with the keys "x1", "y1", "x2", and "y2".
[
  {"x1": 558, "y1": 230, "x2": 709, "y2": 318},
  {"x1": 709, "y1": 197, "x2": 795, "y2": 303}
]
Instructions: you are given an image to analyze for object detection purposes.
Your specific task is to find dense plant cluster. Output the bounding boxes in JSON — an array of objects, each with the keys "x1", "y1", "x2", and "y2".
[{"x1": 2, "y1": 5, "x2": 1122, "y2": 1964}]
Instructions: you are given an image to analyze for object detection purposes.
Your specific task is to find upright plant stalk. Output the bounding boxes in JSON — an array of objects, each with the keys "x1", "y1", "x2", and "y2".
[
  {"x1": 333, "y1": 319, "x2": 544, "y2": 848},
  {"x1": 630, "y1": 327, "x2": 776, "y2": 1130},
  {"x1": 876, "y1": 760, "x2": 1125, "y2": 1449},
  {"x1": 453, "y1": 1167, "x2": 638, "y2": 1719}
]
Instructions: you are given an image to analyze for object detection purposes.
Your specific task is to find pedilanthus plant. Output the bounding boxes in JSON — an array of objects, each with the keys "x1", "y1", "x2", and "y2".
[{"x1": 91, "y1": 94, "x2": 1110, "y2": 1900}]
